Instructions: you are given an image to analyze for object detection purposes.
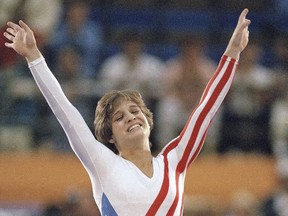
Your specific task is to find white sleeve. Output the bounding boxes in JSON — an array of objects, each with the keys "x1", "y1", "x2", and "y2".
[{"x1": 28, "y1": 57, "x2": 114, "y2": 178}]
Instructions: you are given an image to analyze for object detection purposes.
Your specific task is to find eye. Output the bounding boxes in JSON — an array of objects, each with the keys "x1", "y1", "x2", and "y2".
[
  {"x1": 131, "y1": 108, "x2": 140, "y2": 114},
  {"x1": 132, "y1": 110, "x2": 139, "y2": 114},
  {"x1": 115, "y1": 115, "x2": 123, "y2": 122}
]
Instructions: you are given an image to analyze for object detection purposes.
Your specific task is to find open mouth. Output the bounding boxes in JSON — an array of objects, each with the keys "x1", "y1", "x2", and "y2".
[{"x1": 128, "y1": 124, "x2": 141, "y2": 132}]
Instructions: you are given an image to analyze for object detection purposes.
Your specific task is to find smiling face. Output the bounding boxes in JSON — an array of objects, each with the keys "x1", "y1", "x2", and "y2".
[
  {"x1": 109, "y1": 99, "x2": 151, "y2": 152},
  {"x1": 94, "y1": 90, "x2": 153, "y2": 154}
]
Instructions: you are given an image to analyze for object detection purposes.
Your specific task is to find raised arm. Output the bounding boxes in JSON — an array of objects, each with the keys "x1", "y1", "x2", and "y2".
[
  {"x1": 162, "y1": 9, "x2": 251, "y2": 167},
  {"x1": 3, "y1": 20, "x2": 113, "y2": 176}
]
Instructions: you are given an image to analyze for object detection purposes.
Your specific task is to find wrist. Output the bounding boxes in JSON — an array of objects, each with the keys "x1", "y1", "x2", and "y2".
[
  {"x1": 25, "y1": 48, "x2": 42, "y2": 63},
  {"x1": 224, "y1": 48, "x2": 240, "y2": 61}
]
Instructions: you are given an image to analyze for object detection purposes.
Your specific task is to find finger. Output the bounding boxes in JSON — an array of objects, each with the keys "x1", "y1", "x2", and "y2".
[
  {"x1": 7, "y1": 21, "x2": 22, "y2": 31},
  {"x1": 4, "y1": 42, "x2": 13, "y2": 48},
  {"x1": 245, "y1": 19, "x2": 251, "y2": 26},
  {"x1": 3, "y1": 32, "x2": 14, "y2": 42},
  {"x1": 237, "y1": 17, "x2": 251, "y2": 32},
  {"x1": 241, "y1": 19, "x2": 251, "y2": 31},
  {"x1": 6, "y1": 27, "x2": 17, "y2": 36},
  {"x1": 239, "y1": 8, "x2": 249, "y2": 21},
  {"x1": 19, "y1": 20, "x2": 33, "y2": 34}
]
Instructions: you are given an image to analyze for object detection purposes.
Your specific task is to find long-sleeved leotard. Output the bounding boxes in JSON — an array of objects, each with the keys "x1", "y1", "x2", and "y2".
[{"x1": 28, "y1": 55, "x2": 237, "y2": 216}]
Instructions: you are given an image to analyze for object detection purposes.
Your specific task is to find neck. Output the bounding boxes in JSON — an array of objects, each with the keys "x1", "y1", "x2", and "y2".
[
  {"x1": 121, "y1": 149, "x2": 154, "y2": 178},
  {"x1": 120, "y1": 147, "x2": 152, "y2": 162}
]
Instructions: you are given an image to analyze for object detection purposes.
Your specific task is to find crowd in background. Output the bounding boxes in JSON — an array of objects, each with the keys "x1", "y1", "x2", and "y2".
[{"x1": 1, "y1": 0, "x2": 288, "y2": 215}]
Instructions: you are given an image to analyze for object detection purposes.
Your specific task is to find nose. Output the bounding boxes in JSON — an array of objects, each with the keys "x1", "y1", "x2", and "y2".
[{"x1": 126, "y1": 113, "x2": 136, "y2": 123}]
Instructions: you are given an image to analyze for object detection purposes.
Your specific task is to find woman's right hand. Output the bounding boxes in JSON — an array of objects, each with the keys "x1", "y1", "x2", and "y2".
[{"x1": 3, "y1": 20, "x2": 42, "y2": 62}]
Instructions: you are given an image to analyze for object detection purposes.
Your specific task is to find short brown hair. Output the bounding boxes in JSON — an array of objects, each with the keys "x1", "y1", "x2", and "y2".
[{"x1": 94, "y1": 89, "x2": 153, "y2": 154}]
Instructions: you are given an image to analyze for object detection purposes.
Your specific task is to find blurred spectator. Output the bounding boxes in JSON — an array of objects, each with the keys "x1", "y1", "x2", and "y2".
[
  {"x1": 0, "y1": 52, "x2": 39, "y2": 151},
  {"x1": 34, "y1": 47, "x2": 95, "y2": 151},
  {"x1": 0, "y1": 60, "x2": 15, "y2": 117},
  {"x1": 0, "y1": 0, "x2": 62, "y2": 151},
  {"x1": 48, "y1": 0, "x2": 103, "y2": 78},
  {"x1": 0, "y1": 0, "x2": 62, "y2": 44},
  {"x1": 269, "y1": 84, "x2": 288, "y2": 161},
  {"x1": 269, "y1": 34, "x2": 288, "y2": 163},
  {"x1": 0, "y1": 0, "x2": 62, "y2": 81},
  {"x1": 261, "y1": 159, "x2": 288, "y2": 216},
  {"x1": 99, "y1": 29, "x2": 164, "y2": 102},
  {"x1": 217, "y1": 39, "x2": 277, "y2": 155},
  {"x1": 155, "y1": 34, "x2": 217, "y2": 150},
  {"x1": 273, "y1": 34, "x2": 288, "y2": 75}
]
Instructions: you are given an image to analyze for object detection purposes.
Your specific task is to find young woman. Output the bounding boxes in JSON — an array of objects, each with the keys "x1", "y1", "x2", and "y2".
[{"x1": 3, "y1": 8, "x2": 250, "y2": 216}]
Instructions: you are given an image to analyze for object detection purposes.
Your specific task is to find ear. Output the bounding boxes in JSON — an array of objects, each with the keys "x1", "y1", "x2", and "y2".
[{"x1": 109, "y1": 136, "x2": 116, "y2": 144}]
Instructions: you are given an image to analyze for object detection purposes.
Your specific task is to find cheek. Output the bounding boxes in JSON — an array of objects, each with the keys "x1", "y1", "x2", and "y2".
[
  {"x1": 143, "y1": 114, "x2": 150, "y2": 126},
  {"x1": 110, "y1": 123, "x2": 118, "y2": 133},
  {"x1": 109, "y1": 124, "x2": 119, "y2": 143},
  {"x1": 111, "y1": 121, "x2": 124, "y2": 135},
  {"x1": 143, "y1": 116, "x2": 151, "y2": 131}
]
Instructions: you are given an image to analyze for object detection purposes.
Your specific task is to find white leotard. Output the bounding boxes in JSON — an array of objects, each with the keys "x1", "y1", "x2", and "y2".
[{"x1": 28, "y1": 55, "x2": 237, "y2": 215}]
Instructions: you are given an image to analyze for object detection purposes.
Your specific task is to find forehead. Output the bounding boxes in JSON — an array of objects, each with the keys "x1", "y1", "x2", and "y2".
[
  {"x1": 113, "y1": 99, "x2": 138, "y2": 110},
  {"x1": 110, "y1": 97, "x2": 138, "y2": 113}
]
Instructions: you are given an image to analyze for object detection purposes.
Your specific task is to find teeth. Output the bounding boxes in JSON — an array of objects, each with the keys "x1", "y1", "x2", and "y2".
[{"x1": 128, "y1": 124, "x2": 140, "y2": 132}]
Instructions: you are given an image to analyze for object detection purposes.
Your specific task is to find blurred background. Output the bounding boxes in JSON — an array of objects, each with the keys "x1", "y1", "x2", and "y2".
[{"x1": 1, "y1": 0, "x2": 288, "y2": 215}]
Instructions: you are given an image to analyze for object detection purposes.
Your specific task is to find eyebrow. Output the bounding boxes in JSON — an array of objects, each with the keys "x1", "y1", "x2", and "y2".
[{"x1": 111, "y1": 104, "x2": 139, "y2": 119}]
